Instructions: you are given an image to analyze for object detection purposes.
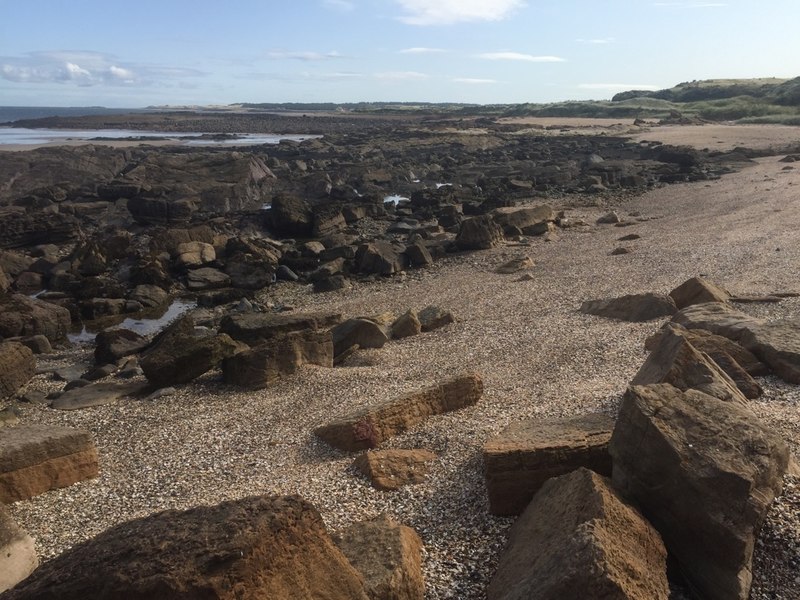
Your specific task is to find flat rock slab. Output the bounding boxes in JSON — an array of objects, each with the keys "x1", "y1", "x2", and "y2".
[
  {"x1": 610, "y1": 384, "x2": 789, "y2": 600},
  {"x1": 487, "y1": 468, "x2": 669, "y2": 600},
  {"x1": 672, "y1": 302, "x2": 763, "y2": 342},
  {"x1": 0, "y1": 505, "x2": 38, "y2": 593},
  {"x1": 2, "y1": 495, "x2": 370, "y2": 600},
  {"x1": 0, "y1": 425, "x2": 99, "y2": 503},
  {"x1": 219, "y1": 311, "x2": 342, "y2": 346},
  {"x1": 484, "y1": 413, "x2": 614, "y2": 516},
  {"x1": 334, "y1": 515, "x2": 424, "y2": 600},
  {"x1": 51, "y1": 381, "x2": 148, "y2": 410},
  {"x1": 581, "y1": 293, "x2": 677, "y2": 322},
  {"x1": 316, "y1": 373, "x2": 483, "y2": 452},
  {"x1": 354, "y1": 449, "x2": 437, "y2": 491}
]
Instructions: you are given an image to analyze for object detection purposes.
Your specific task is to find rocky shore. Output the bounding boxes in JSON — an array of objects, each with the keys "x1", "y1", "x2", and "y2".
[{"x1": 1, "y1": 114, "x2": 799, "y2": 598}]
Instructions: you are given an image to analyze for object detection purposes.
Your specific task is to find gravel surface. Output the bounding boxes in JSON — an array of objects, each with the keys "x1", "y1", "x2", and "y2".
[{"x1": 4, "y1": 154, "x2": 800, "y2": 598}]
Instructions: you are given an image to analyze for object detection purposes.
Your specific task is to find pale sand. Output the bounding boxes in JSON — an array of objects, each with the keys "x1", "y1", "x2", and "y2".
[
  {"x1": 5, "y1": 156, "x2": 800, "y2": 597},
  {"x1": 628, "y1": 123, "x2": 800, "y2": 152}
]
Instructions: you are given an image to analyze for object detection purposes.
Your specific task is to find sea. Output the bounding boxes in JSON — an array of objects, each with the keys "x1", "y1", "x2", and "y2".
[{"x1": 0, "y1": 106, "x2": 319, "y2": 146}]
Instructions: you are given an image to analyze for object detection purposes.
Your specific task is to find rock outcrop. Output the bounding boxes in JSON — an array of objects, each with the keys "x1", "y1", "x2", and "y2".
[
  {"x1": 315, "y1": 374, "x2": 483, "y2": 451},
  {"x1": 610, "y1": 384, "x2": 789, "y2": 600},
  {"x1": 487, "y1": 468, "x2": 669, "y2": 600},
  {"x1": 580, "y1": 293, "x2": 677, "y2": 322},
  {"x1": 0, "y1": 425, "x2": 99, "y2": 503},
  {"x1": 0, "y1": 342, "x2": 35, "y2": 400}
]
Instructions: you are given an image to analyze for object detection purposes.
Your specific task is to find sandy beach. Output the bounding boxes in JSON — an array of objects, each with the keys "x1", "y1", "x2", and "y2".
[{"x1": 4, "y1": 149, "x2": 800, "y2": 598}]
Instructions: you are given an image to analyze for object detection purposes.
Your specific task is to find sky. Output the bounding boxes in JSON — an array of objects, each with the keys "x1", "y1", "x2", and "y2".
[{"x1": 1, "y1": 0, "x2": 798, "y2": 107}]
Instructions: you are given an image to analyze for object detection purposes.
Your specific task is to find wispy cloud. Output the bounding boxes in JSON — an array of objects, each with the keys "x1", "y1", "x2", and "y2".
[
  {"x1": 653, "y1": 2, "x2": 727, "y2": 7},
  {"x1": 452, "y1": 77, "x2": 497, "y2": 84},
  {"x1": 576, "y1": 37, "x2": 616, "y2": 44},
  {"x1": 399, "y1": 47, "x2": 448, "y2": 54},
  {"x1": 266, "y1": 50, "x2": 345, "y2": 61},
  {"x1": 0, "y1": 51, "x2": 203, "y2": 87},
  {"x1": 322, "y1": 0, "x2": 355, "y2": 11},
  {"x1": 395, "y1": 0, "x2": 525, "y2": 25},
  {"x1": 578, "y1": 83, "x2": 661, "y2": 91},
  {"x1": 478, "y1": 52, "x2": 566, "y2": 63},
  {"x1": 374, "y1": 71, "x2": 430, "y2": 81}
]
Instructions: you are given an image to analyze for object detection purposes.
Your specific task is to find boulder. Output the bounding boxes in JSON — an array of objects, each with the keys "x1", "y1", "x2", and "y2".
[
  {"x1": 2, "y1": 495, "x2": 370, "y2": 600},
  {"x1": 356, "y1": 241, "x2": 407, "y2": 276},
  {"x1": 490, "y1": 205, "x2": 555, "y2": 235},
  {"x1": 580, "y1": 293, "x2": 677, "y2": 322},
  {"x1": 609, "y1": 384, "x2": 789, "y2": 600},
  {"x1": 313, "y1": 275, "x2": 352, "y2": 293},
  {"x1": 127, "y1": 196, "x2": 195, "y2": 225},
  {"x1": 315, "y1": 373, "x2": 483, "y2": 451},
  {"x1": 632, "y1": 327, "x2": 747, "y2": 404},
  {"x1": 11, "y1": 335, "x2": 52, "y2": 355},
  {"x1": 403, "y1": 242, "x2": 433, "y2": 268},
  {"x1": 220, "y1": 312, "x2": 341, "y2": 347},
  {"x1": 334, "y1": 515, "x2": 424, "y2": 600},
  {"x1": 596, "y1": 211, "x2": 621, "y2": 224},
  {"x1": 187, "y1": 267, "x2": 231, "y2": 290},
  {"x1": 484, "y1": 413, "x2": 614, "y2": 516},
  {"x1": 224, "y1": 238, "x2": 281, "y2": 290},
  {"x1": 128, "y1": 284, "x2": 170, "y2": 309},
  {"x1": 669, "y1": 276, "x2": 730, "y2": 309},
  {"x1": 223, "y1": 329, "x2": 333, "y2": 389},
  {"x1": 0, "y1": 342, "x2": 35, "y2": 400},
  {"x1": 495, "y1": 256, "x2": 534, "y2": 275},
  {"x1": 0, "y1": 425, "x2": 99, "y2": 503},
  {"x1": 141, "y1": 319, "x2": 241, "y2": 388},
  {"x1": 51, "y1": 381, "x2": 147, "y2": 411},
  {"x1": 354, "y1": 449, "x2": 437, "y2": 491},
  {"x1": 417, "y1": 306, "x2": 455, "y2": 332},
  {"x1": 313, "y1": 209, "x2": 347, "y2": 238},
  {"x1": 0, "y1": 506, "x2": 38, "y2": 593},
  {"x1": 671, "y1": 302, "x2": 761, "y2": 342},
  {"x1": 487, "y1": 468, "x2": 669, "y2": 600},
  {"x1": 174, "y1": 241, "x2": 215, "y2": 269},
  {"x1": 0, "y1": 294, "x2": 72, "y2": 344},
  {"x1": 390, "y1": 310, "x2": 421, "y2": 340},
  {"x1": 455, "y1": 215, "x2": 505, "y2": 251},
  {"x1": 94, "y1": 329, "x2": 148, "y2": 365},
  {"x1": 269, "y1": 194, "x2": 313, "y2": 237},
  {"x1": 332, "y1": 318, "x2": 390, "y2": 358}
]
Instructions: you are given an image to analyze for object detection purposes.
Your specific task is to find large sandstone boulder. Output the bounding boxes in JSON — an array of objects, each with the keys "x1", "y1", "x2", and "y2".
[
  {"x1": 632, "y1": 327, "x2": 747, "y2": 404},
  {"x1": 0, "y1": 294, "x2": 72, "y2": 344},
  {"x1": 187, "y1": 267, "x2": 231, "y2": 290},
  {"x1": 2, "y1": 495, "x2": 370, "y2": 600},
  {"x1": 0, "y1": 342, "x2": 35, "y2": 400},
  {"x1": 316, "y1": 374, "x2": 483, "y2": 451},
  {"x1": 140, "y1": 317, "x2": 241, "y2": 388},
  {"x1": 490, "y1": 204, "x2": 555, "y2": 235},
  {"x1": 669, "y1": 276, "x2": 730, "y2": 309},
  {"x1": 354, "y1": 449, "x2": 437, "y2": 491},
  {"x1": 334, "y1": 515, "x2": 424, "y2": 600},
  {"x1": 0, "y1": 425, "x2": 99, "y2": 503},
  {"x1": 487, "y1": 468, "x2": 669, "y2": 600},
  {"x1": 223, "y1": 237, "x2": 281, "y2": 290},
  {"x1": 332, "y1": 318, "x2": 389, "y2": 358},
  {"x1": 355, "y1": 241, "x2": 407, "y2": 276},
  {"x1": 610, "y1": 384, "x2": 789, "y2": 600},
  {"x1": 484, "y1": 413, "x2": 614, "y2": 516},
  {"x1": 0, "y1": 506, "x2": 38, "y2": 593},
  {"x1": 417, "y1": 306, "x2": 455, "y2": 332},
  {"x1": 580, "y1": 293, "x2": 677, "y2": 322},
  {"x1": 455, "y1": 215, "x2": 505, "y2": 250},
  {"x1": 671, "y1": 302, "x2": 761, "y2": 342},
  {"x1": 220, "y1": 312, "x2": 341, "y2": 347},
  {"x1": 223, "y1": 330, "x2": 333, "y2": 389},
  {"x1": 269, "y1": 194, "x2": 313, "y2": 237}
]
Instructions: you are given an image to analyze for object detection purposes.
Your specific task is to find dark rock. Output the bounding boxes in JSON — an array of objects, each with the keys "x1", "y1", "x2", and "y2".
[
  {"x1": 220, "y1": 312, "x2": 341, "y2": 346},
  {"x1": 2, "y1": 495, "x2": 370, "y2": 600},
  {"x1": 127, "y1": 196, "x2": 195, "y2": 225},
  {"x1": 9, "y1": 335, "x2": 52, "y2": 355},
  {"x1": 0, "y1": 343, "x2": 35, "y2": 400},
  {"x1": 417, "y1": 305, "x2": 455, "y2": 331},
  {"x1": 187, "y1": 267, "x2": 231, "y2": 290},
  {"x1": 487, "y1": 468, "x2": 669, "y2": 600},
  {"x1": 456, "y1": 215, "x2": 504, "y2": 250},
  {"x1": 129, "y1": 284, "x2": 170, "y2": 308},
  {"x1": 224, "y1": 237, "x2": 281, "y2": 289},
  {"x1": 404, "y1": 242, "x2": 433, "y2": 268},
  {"x1": 580, "y1": 293, "x2": 677, "y2": 322},
  {"x1": 94, "y1": 329, "x2": 148, "y2": 366},
  {"x1": 269, "y1": 194, "x2": 313, "y2": 237},
  {"x1": 313, "y1": 275, "x2": 351, "y2": 293},
  {"x1": 275, "y1": 265, "x2": 299, "y2": 281},
  {"x1": 610, "y1": 384, "x2": 789, "y2": 600},
  {"x1": 51, "y1": 381, "x2": 147, "y2": 411},
  {"x1": 332, "y1": 318, "x2": 389, "y2": 358},
  {"x1": 356, "y1": 241, "x2": 407, "y2": 276},
  {"x1": 0, "y1": 294, "x2": 72, "y2": 344}
]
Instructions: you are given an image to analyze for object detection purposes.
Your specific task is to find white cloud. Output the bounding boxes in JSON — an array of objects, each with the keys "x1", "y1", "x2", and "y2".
[
  {"x1": 0, "y1": 51, "x2": 203, "y2": 87},
  {"x1": 266, "y1": 50, "x2": 344, "y2": 61},
  {"x1": 395, "y1": 0, "x2": 525, "y2": 25},
  {"x1": 452, "y1": 78, "x2": 497, "y2": 84},
  {"x1": 374, "y1": 71, "x2": 430, "y2": 80},
  {"x1": 478, "y1": 52, "x2": 566, "y2": 63},
  {"x1": 578, "y1": 83, "x2": 661, "y2": 91},
  {"x1": 399, "y1": 47, "x2": 447, "y2": 54},
  {"x1": 322, "y1": 0, "x2": 355, "y2": 10},
  {"x1": 653, "y1": 2, "x2": 727, "y2": 6},
  {"x1": 576, "y1": 37, "x2": 616, "y2": 44}
]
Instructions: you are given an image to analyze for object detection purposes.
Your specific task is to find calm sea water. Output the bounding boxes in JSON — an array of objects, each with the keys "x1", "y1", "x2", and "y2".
[{"x1": 0, "y1": 106, "x2": 143, "y2": 123}]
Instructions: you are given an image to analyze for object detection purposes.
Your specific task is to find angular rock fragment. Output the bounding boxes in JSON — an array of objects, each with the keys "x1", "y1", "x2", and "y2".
[
  {"x1": 2, "y1": 495, "x2": 370, "y2": 600},
  {"x1": 669, "y1": 276, "x2": 730, "y2": 309},
  {"x1": 495, "y1": 256, "x2": 534, "y2": 275},
  {"x1": 50, "y1": 381, "x2": 147, "y2": 411},
  {"x1": 417, "y1": 306, "x2": 454, "y2": 332},
  {"x1": 0, "y1": 342, "x2": 35, "y2": 400},
  {"x1": 332, "y1": 318, "x2": 389, "y2": 359},
  {"x1": 580, "y1": 293, "x2": 677, "y2": 322},
  {"x1": 334, "y1": 515, "x2": 424, "y2": 600},
  {"x1": 94, "y1": 329, "x2": 148, "y2": 366},
  {"x1": 354, "y1": 449, "x2": 437, "y2": 491},
  {"x1": 610, "y1": 384, "x2": 789, "y2": 600},
  {"x1": 0, "y1": 425, "x2": 99, "y2": 503},
  {"x1": 0, "y1": 505, "x2": 38, "y2": 593},
  {"x1": 316, "y1": 374, "x2": 483, "y2": 451},
  {"x1": 484, "y1": 413, "x2": 614, "y2": 516},
  {"x1": 487, "y1": 468, "x2": 669, "y2": 600},
  {"x1": 456, "y1": 215, "x2": 504, "y2": 250},
  {"x1": 390, "y1": 310, "x2": 421, "y2": 339}
]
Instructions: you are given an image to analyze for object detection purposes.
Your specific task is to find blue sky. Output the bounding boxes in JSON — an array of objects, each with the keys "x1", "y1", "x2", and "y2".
[{"x1": 1, "y1": 0, "x2": 798, "y2": 107}]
